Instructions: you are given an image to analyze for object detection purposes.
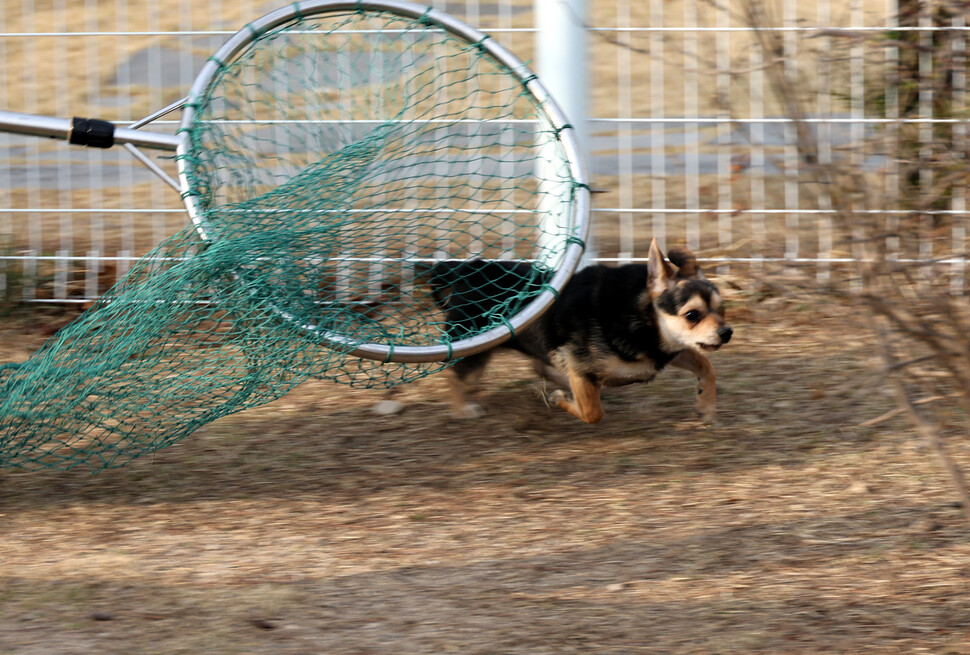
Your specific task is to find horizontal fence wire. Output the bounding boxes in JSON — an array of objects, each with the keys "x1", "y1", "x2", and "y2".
[{"x1": 0, "y1": 0, "x2": 967, "y2": 303}]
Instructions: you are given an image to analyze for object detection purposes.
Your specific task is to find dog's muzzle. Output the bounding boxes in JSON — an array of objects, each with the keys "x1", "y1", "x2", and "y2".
[{"x1": 699, "y1": 326, "x2": 733, "y2": 351}]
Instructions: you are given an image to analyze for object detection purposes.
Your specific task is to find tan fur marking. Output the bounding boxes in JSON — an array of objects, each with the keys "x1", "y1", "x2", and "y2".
[
  {"x1": 709, "y1": 291, "x2": 723, "y2": 311},
  {"x1": 678, "y1": 295, "x2": 708, "y2": 315},
  {"x1": 670, "y1": 349, "x2": 717, "y2": 422},
  {"x1": 551, "y1": 368, "x2": 604, "y2": 424}
]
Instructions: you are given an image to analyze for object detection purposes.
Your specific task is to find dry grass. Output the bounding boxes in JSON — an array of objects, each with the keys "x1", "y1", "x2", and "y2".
[{"x1": 3, "y1": 288, "x2": 970, "y2": 654}]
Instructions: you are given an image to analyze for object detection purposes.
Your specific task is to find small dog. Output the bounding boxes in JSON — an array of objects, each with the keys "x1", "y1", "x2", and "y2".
[{"x1": 430, "y1": 239, "x2": 732, "y2": 423}]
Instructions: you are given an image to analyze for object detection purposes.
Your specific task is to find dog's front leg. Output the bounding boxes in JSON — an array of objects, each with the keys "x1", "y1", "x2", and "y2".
[
  {"x1": 549, "y1": 368, "x2": 604, "y2": 424},
  {"x1": 670, "y1": 349, "x2": 716, "y2": 422}
]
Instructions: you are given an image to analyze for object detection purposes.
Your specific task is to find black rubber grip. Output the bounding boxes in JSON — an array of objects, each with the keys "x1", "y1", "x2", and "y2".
[{"x1": 69, "y1": 117, "x2": 115, "y2": 148}]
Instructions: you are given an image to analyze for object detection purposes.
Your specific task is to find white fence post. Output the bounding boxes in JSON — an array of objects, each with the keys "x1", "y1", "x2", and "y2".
[{"x1": 535, "y1": 0, "x2": 592, "y2": 266}]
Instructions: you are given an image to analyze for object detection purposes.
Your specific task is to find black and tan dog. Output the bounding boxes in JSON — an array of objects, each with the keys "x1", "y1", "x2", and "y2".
[{"x1": 430, "y1": 239, "x2": 732, "y2": 423}]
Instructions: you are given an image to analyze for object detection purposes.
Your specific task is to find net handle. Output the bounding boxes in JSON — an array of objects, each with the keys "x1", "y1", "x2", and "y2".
[
  {"x1": 0, "y1": 109, "x2": 181, "y2": 151},
  {"x1": 174, "y1": 0, "x2": 590, "y2": 364}
]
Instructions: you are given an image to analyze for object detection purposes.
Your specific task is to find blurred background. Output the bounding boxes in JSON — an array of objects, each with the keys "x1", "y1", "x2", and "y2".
[{"x1": 2, "y1": 0, "x2": 967, "y2": 303}]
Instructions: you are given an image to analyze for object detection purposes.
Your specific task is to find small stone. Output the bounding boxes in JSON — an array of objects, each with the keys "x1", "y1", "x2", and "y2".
[
  {"x1": 248, "y1": 618, "x2": 278, "y2": 630},
  {"x1": 371, "y1": 400, "x2": 406, "y2": 416},
  {"x1": 91, "y1": 612, "x2": 116, "y2": 622}
]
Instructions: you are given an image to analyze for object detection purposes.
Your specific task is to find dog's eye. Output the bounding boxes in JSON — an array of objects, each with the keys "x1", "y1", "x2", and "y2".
[{"x1": 684, "y1": 310, "x2": 702, "y2": 323}]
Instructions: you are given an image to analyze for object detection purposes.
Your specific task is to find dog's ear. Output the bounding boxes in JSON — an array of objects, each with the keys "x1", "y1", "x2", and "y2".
[
  {"x1": 647, "y1": 238, "x2": 676, "y2": 296},
  {"x1": 667, "y1": 247, "x2": 705, "y2": 279}
]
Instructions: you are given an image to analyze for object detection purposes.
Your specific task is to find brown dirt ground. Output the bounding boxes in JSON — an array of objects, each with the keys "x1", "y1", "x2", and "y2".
[{"x1": 2, "y1": 288, "x2": 970, "y2": 654}]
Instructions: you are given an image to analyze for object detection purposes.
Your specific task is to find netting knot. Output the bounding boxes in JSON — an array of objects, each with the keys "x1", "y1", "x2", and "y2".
[
  {"x1": 553, "y1": 124, "x2": 574, "y2": 140},
  {"x1": 473, "y1": 35, "x2": 491, "y2": 54},
  {"x1": 497, "y1": 314, "x2": 516, "y2": 339},
  {"x1": 205, "y1": 54, "x2": 227, "y2": 71},
  {"x1": 418, "y1": 7, "x2": 435, "y2": 25},
  {"x1": 565, "y1": 235, "x2": 586, "y2": 249},
  {"x1": 570, "y1": 182, "x2": 591, "y2": 202},
  {"x1": 539, "y1": 283, "x2": 561, "y2": 301}
]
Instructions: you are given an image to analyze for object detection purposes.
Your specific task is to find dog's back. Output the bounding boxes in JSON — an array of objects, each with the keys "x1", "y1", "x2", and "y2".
[
  {"x1": 430, "y1": 260, "x2": 551, "y2": 341},
  {"x1": 517, "y1": 263, "x2": 676, "y2": 369}
]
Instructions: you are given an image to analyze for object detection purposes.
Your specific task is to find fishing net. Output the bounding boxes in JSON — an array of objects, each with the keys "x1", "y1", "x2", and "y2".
[{"x1": 0, "y1": 4, "x2": 587, "y2": 471}]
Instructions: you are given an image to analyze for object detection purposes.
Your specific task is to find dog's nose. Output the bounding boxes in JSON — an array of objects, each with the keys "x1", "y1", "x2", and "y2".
[{"x1": 717, "y1": 326, "x2": 733, "y2": 343}]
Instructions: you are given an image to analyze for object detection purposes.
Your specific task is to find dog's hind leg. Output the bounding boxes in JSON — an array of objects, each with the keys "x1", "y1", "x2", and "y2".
[
  {"x1": 670, "y1": 349, "x2": 717, "y2": 422},
  {"x1": 549, "y1": 368, "x2": 604, "y2": 424},
  {"x1": 448, "y1": 351, "x2": 493, "y2": 418},
  {"x1": 531, "y1": 359, "x2": 570, "y2": 389}
]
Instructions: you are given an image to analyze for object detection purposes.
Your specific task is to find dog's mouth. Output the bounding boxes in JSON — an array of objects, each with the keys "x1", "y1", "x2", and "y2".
[{"x1": 697, "y1": 342, "x2": 722, "y2": 352}]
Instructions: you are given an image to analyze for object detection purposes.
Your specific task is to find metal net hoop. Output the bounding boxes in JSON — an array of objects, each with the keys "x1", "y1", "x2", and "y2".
[{"x1": 176, "y1": 0, "x2": 589, "y2": 363}]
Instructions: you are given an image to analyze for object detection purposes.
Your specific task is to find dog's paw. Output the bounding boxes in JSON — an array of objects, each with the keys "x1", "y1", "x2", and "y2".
[
  {"x1": 547, "y1": 389, "x2": 568, "y2": 407},
  {"x1": 452, "y1": 402, "x2": 486, "y2": 419},
  {"x1": 697, "y1": 407, "x2": 716, "y2": 425}
]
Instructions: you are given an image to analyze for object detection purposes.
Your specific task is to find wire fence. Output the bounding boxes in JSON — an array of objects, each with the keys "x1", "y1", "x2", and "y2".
[{"x1": 0, "y1": 0, "x2": 967, "y2": 302}]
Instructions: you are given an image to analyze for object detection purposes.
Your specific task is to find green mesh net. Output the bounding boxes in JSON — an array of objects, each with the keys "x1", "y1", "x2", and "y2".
[{"x1": 0, "y1": 7, "x2": 584, "y2": 471}]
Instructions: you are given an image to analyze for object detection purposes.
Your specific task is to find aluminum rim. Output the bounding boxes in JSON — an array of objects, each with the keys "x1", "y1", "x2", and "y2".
[{"x1": 174, "y1": 0, "x2": 589, "y2": 363}]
